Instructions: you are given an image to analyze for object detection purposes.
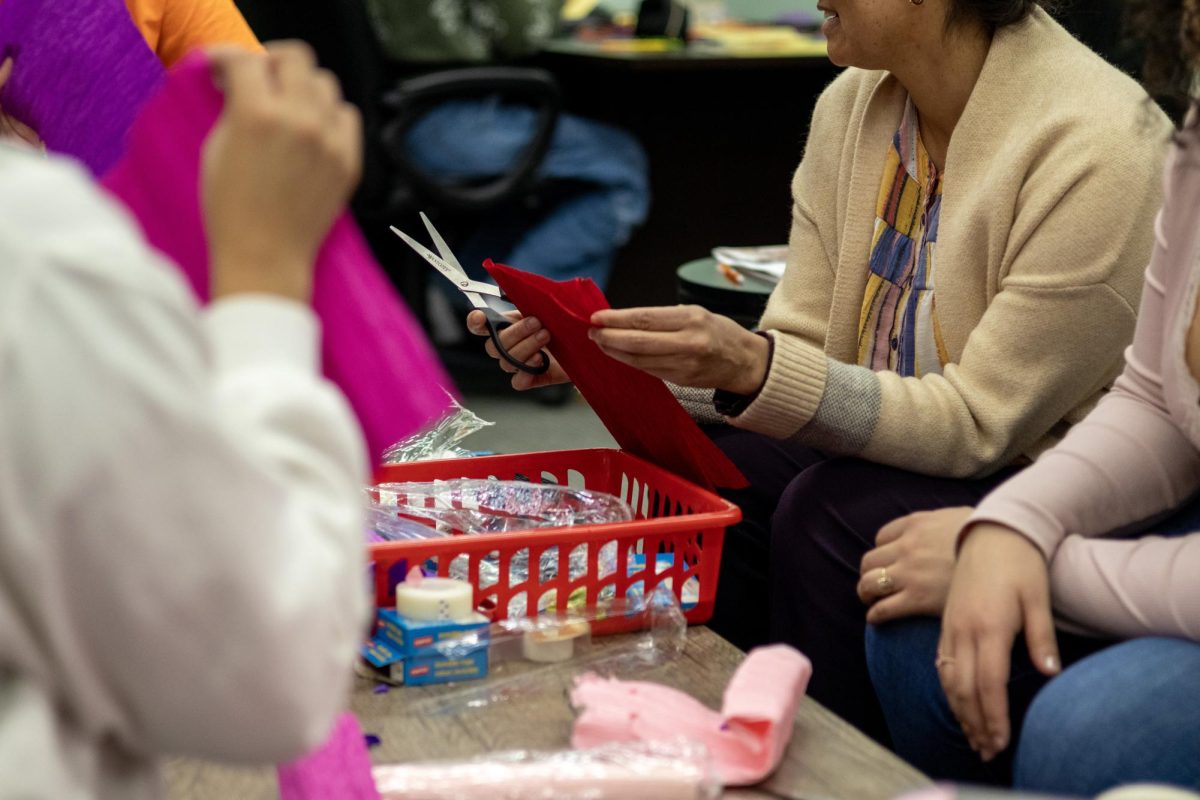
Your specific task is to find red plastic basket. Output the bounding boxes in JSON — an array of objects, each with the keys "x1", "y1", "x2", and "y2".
[{"x1": 369, "y1": 448, "x2": 741, "y2": 635}]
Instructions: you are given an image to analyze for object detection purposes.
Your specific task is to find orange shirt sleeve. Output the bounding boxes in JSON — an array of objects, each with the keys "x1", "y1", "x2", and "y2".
[{"x1": 125, "y1": 0, "x2": 263, "y2": 68}]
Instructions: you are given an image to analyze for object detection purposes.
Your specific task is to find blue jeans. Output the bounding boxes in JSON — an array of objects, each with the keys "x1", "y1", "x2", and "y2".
[
  {"x1": 866, "y1": 495, "x2": 1200, "y2": 793},
  {"x1": 405, "y1": 98, "x2": 650, "y2": 289},
  {"x1": 1016, "y1": 637, "x2": 1200, "y2": 795}
]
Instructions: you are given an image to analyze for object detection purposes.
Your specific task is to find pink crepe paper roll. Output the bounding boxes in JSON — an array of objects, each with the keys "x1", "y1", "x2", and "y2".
[{"x1": 571, "y1": 644, "x2": 812, "y2": 786}]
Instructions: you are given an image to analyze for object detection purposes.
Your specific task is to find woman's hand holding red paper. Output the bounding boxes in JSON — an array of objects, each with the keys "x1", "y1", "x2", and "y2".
[
  {"x1": 588, "y1": 305, "x2": 770, "y2": 394},
  {"x1": 467, "y1": 304, "x2": 769, "y2": 395},
  {"x1": 466, "y1": 310, "x2": 571, "y2": 390}
]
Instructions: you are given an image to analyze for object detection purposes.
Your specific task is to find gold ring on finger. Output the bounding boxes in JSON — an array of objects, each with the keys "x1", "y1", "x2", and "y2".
[{"x1": 876, "y1": 567, "x2": 896, "y2": 595}]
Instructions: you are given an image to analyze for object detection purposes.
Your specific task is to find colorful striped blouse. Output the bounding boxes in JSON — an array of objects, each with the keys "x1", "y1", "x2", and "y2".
[{"x1": 857, "y1": 98, "x2": 949, "y2": 377}]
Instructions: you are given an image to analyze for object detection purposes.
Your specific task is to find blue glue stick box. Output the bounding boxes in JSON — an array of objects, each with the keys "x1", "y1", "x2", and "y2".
[
  {"x1": 376, "y1": 609, "x2": 491, "y2": 660},
  {"x1": 390, "y1": 648, "x2": 489, "y2": 686},
  {"x1": 362, "y1": 609, "x2": 491, "y2": 685},
  {"x1": 363, "y1": 636, "x2": 404, "y2": 669}
]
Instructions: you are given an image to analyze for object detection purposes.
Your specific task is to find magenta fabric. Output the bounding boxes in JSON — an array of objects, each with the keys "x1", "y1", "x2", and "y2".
[
  {"x1": 1, "y1": 0, "x2": 453, "y2": 457},
  {"x1": 571, "y1": 645, "x2": 812, "y2": 786},
  {"x1": 277, "y1": 713, "x2": 382, "y2": 800},
  {"x1": 0, "y1": 0, "x2": 165, "y2": 176},
  {"x1": 97, "y1": 56, "x2": 453, "y2": 457}
]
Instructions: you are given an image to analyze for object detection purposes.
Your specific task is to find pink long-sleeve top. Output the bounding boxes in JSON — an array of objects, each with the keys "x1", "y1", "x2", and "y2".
[{"x1": 965, "y1": 123, "x2": 1200, "y2": 641}]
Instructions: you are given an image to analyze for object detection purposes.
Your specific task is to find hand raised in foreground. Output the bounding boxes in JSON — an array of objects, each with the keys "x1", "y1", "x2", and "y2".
[{"x1": 202, "y1": 43, "x2": 362, "y2": 302}]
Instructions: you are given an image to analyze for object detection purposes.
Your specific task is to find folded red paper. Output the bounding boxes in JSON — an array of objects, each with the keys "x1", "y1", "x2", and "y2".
[{"x1": 486, "y1": 262, "x2": 747, "y2": 491}]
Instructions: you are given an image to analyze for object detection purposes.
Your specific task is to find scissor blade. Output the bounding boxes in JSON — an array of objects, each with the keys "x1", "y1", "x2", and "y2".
[
  {"x1": 389, "y1": 226, "x2": 470, "y2": 289},
  {"x1": 419, "y1": 211, "x2": 465, "y2": 273}
]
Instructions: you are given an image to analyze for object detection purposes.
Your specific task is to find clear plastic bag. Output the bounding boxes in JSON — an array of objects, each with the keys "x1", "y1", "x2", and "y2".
[
  {"x1": 371, "y1": 479, "x2": 633, "y2": 534},
  {"x1": 370, "y1": 479, "x2": 633, "y2": 616},
  {"x1": 392, "y1": 586, "x2": 687, "y2": 715},
  {"x1": 366, "y1": 507, "x2": 449, "y2": 543},
  {"x1": 381, "y1": 399, "x2": 493, "y2": 464},
  {"x1": 372, "y1": 740, "x2": 720, "y2": 800}
]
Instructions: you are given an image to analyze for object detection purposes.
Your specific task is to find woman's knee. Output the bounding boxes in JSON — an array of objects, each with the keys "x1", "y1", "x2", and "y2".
[
  {"x1": 770, "y1": 459, "x2": 887, "y2": 560},
  {"x1": 1016, "y1": 637, "x2": 1200, "y2": 795},
  {"x1": 866, "y1": 619, "x2": 971, "y2": 767},
  {"x1": 866, "y1": 620, "x2": 952, "y2": 726}
]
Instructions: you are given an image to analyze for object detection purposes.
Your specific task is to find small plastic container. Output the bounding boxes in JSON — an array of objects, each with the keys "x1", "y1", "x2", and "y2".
[{"x1": 369, "y1": 449, "x2": 741, "y2": 634}]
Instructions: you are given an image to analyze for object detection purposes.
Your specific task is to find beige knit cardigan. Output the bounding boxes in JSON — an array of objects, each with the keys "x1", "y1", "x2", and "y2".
[{"x1": 685, "y1": 8, "x2": 1172, "y2": 479}]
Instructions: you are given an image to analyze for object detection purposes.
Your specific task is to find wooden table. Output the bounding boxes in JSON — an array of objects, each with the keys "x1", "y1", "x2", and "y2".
[{"x1": 166, "y1": 627, "x2": 930, "y2": 800}]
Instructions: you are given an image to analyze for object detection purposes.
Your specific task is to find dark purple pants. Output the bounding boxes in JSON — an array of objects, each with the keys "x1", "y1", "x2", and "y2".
[{"x1": 704, "y1": 425, "x2": 1019, "y2": 744}]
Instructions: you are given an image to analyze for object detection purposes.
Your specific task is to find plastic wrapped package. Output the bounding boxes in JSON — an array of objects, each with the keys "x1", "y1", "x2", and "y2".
[
  {"x1": 371, "y1": 479, "x2": 634, "y2": 534},
  {"x1": 396, "y1": 586, "x2": 687, "y2": 714},
  {"x1": 381, "y1": 400, "x2": 494, "y2": 464},
  {"x1": 366, "y1": 507, "x2": 450, "y2": 543},
  {"x1": 370, "y1": 479, "x2": 632, "y2": 616},
  {"x1": 372, "y1": 741, "x2": 720, "y2": 800}
]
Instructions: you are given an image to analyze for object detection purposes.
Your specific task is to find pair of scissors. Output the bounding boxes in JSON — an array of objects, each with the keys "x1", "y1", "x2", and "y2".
[{"x1": 390, "y1": 213, "x2": 550, "y2": 375}]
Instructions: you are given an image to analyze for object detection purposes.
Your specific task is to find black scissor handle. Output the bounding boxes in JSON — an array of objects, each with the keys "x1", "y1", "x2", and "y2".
[{"x1": 481, "y1": 307, "x2": 551, "y2": 376}]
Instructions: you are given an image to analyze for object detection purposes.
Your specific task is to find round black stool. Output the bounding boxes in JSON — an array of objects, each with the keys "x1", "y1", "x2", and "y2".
[{"x1": 676, "y1": 257, "x2": 772, "y2": 329}]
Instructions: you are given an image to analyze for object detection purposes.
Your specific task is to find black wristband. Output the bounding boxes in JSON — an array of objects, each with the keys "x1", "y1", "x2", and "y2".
[{"x1": 712, "y1": 331, "x2": 774, "y2": 416}]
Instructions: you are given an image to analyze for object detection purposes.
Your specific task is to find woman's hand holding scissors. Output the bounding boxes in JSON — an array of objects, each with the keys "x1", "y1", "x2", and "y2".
[{"x1": 467, "y1": 310, "x2": 570, "y2": 391}]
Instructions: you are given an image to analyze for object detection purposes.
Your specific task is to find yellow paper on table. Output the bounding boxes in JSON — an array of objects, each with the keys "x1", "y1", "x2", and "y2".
[
  {"x1": 598, "y1": 36, "x2": 685, "y2": 53},
  {"x1": 690, "y1": 23, "x2": 828, "y2": 56},
  {"x1": 563, "y1": 0, "x2": 601, "y2": 20}
]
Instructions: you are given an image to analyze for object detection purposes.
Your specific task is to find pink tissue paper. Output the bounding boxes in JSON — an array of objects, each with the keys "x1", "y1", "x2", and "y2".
[
  {"x1": 571, "y1": 644, "x2": 812, "y2": 786},
  {"x1": 99, "y1": 56, "x2": 454, "y2": 457}
]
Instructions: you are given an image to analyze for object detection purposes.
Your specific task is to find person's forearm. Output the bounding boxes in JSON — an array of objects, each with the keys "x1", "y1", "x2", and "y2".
[{"x1": 1050, "y1": 533, "x2": 1200, "y2": 640}]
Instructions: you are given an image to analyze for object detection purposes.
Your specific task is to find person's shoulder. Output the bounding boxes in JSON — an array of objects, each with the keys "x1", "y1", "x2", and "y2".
[{"x1": 988, "y1": 9, "x2": 1171, "y2": 145}]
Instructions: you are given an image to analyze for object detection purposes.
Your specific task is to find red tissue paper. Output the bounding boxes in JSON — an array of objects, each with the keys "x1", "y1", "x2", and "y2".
[{"x1": 487, "y1": 262, "x2": 747, "y2": 491}]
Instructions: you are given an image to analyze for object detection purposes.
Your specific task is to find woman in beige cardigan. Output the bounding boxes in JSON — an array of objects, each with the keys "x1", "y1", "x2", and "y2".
[{"x1": 470, "y1": 0, "x2": 1171, "y2": 742}]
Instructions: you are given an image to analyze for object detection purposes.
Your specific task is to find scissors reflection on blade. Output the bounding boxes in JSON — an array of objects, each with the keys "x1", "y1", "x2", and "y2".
[{"x1": 390, "y1": 212, "x2": 551, "y2": 376}]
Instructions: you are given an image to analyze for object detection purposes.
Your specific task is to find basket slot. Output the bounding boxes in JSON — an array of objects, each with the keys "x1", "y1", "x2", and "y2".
[
  {"x1": 567, "y1": 469, "x2": 586, "y2": 489},
  {"x1": 596, "y1": 539, "x2": 617, "y2": 579},
  {"x1": 478, "y1": 550, "x2": 499, "y2": 589},
  {"x1": 507, "y1": 547, "x2": 530, "y2": 589},
  {"x1": 506, "y1": 590, "x2": 527, "y2": 618},
  {"x1": 567, "y1": 543, "x2": 587, "y2": 580},
  {"x1": 638, "y1": 483, "x2": 652, "y2": 518}
]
